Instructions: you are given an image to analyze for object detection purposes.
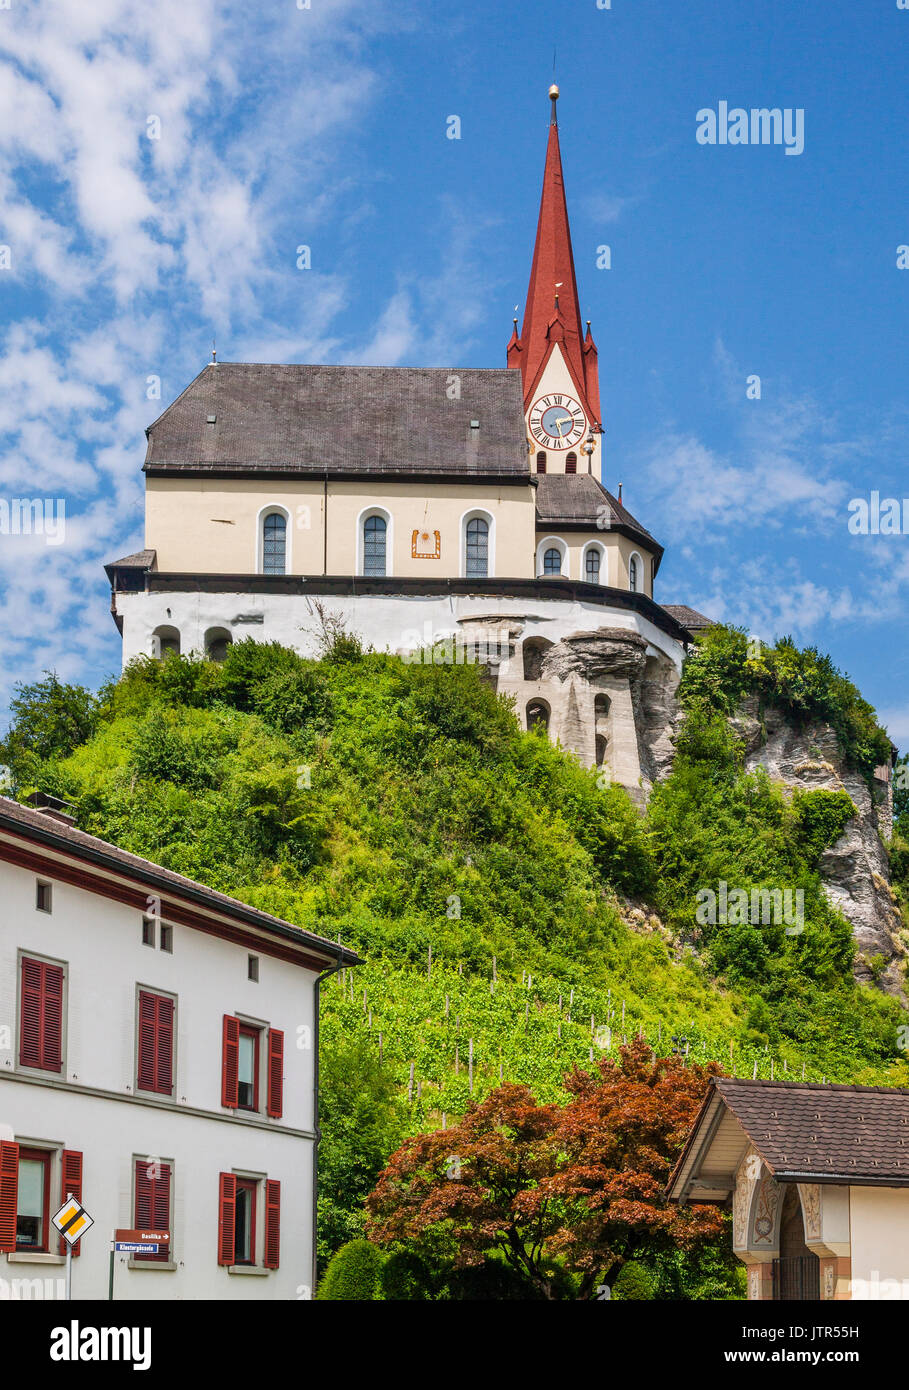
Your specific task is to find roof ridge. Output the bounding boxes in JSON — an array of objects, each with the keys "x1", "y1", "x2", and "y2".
[{"x1": 715, "y1": 1076, "x2": 909, "y2": 1096}]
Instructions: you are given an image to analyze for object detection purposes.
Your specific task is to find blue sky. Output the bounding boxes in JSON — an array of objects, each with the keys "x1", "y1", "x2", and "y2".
[{"x1": 1, "y1": 0, "x2": 908, "y2": 747}]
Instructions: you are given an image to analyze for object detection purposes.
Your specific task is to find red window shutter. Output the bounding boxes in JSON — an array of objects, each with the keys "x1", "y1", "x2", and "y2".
[
  {"x1": 0, "y1": 1141, "x2": 19, "y2": 1253},
  {"x1": 20, "y1": 958, "x2": 63, "y2": 1072},
  {"x1": 267, "y1": 1028, "x2": 284, "y2": 1118},
  {"x1": 264, "y1": 1179, "x2": 280, "y2": 1269},
  {"x1": 155, "y1": 995, "x2": 174, "y2": 1094},
  {"x1": 221, "y1": 1015, "x2": 239, "y2": 1108},
  {"x1": 217, "y1": 1172, "x2": 236, "y2": 1265},
  {"x1": 58, "y1": 1149, "x2": 83, "y2": 1257},
  {"x1": 137, "y1": 991, "x2": 174, "y2": 1094},
  {"x1": 135, "y1": 1159, "x2": 171, "y2": 1263}
]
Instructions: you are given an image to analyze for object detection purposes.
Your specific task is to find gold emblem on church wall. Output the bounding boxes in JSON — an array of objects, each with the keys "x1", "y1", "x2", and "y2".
[{"x1": 412, "y1": 528, "x2": 441, "y2": 559}]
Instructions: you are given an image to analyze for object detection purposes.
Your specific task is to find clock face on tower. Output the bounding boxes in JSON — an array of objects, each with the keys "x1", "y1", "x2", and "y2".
[{"x1": 529, "y1": 394, "x2": 586, "y2": 450}]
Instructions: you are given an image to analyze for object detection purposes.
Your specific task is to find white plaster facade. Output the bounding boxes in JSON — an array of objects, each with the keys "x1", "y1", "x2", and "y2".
[{"x1": 0, "y1": 800, "x2": 357, "y2": 1300}]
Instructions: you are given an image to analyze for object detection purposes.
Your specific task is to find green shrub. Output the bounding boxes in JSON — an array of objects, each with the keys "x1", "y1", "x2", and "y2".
[
  {"x1": 611, "y1": 1260, "x2": 658, "y2": 1301},
  {"x1": 317, "y1": 1239, "x2": 384, "y2": 1301},
  {"x1": 380, "y1": 1249, "x2": 434, "y2": 1301}
]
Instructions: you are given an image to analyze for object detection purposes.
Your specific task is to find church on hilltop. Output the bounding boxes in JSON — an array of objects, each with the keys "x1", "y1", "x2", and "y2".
[{"x1": 105, "y1": 86, "x2": 709, "y2": 800}]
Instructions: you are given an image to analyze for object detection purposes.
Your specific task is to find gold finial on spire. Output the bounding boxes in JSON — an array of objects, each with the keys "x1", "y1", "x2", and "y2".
[{"x1": 549, "y1": 83, "x2": 559, "y2": 124}]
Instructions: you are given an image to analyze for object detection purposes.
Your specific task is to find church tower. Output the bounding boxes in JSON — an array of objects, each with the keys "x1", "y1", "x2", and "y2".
[{"x1": 507, "y1": 85, "x2": 602, "y2": 479}]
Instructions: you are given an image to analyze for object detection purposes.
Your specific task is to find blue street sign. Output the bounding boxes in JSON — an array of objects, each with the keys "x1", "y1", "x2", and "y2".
[{"x1": 114, "y1": 1241, "x2": 160, "y2": 1254}]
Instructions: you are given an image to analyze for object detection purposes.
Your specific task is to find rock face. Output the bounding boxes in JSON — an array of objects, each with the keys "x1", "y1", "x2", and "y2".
[
  {"x1": 491, "y1": 622, "x2": 904, "y2": 992},
  {"x1": 730, "y1": 700, "x2": 905, "y2": 995}
]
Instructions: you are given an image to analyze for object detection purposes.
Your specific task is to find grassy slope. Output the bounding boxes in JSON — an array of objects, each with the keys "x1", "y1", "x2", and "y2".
[{"x1": 20, "y1": 636, "x2": 905, "y2": 1102}]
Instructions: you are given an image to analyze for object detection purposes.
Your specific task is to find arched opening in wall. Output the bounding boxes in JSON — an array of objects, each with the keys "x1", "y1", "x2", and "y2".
[
  {"x1": 261, "y1": 510, "x2": 287, "y2": 575},
  {"x1": 536, "y1": 451, "x2": 547, "y2": 474},
  {"x1": 205, "y1": 627, "x2": 233, "y2": 662},
  {"x1": 629, "y1": 553, "x2": 641, "y2": 593},
  {"x1": 773, "y1": 1186, "x2": 820, "y2": 1301},
  {"x1": 594, "y1": 693, "x2": 611, "y2": 766},
  {"x1": 543, "y1": 547, "x2": 562, "y2": 576},
  {"x1": 526, "y1": 700, "x2": 550, "y2": 733},
  {"x1": 565, "y1": 452, "x2": 577, "y2": 474},
  {"x1": 522, "y1": 636, "x2": 553, "y2": 682},
  {"x1": 151, "y1": 625, "x2": 180, "y2": 659}
]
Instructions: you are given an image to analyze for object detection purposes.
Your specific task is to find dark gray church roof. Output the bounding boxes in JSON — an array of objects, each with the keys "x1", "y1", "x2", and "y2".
[
  {"x1": 534, "y1": 474, "x2": 662, "y2": 564},
  {"x1": 144, "y1": 363, "x2": 530, "y2": 479}
]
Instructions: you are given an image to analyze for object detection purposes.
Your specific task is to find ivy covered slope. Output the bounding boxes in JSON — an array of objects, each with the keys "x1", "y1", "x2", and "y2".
[{"x1": 2, "y1": 627, "x2": 907, "y2": 1260}]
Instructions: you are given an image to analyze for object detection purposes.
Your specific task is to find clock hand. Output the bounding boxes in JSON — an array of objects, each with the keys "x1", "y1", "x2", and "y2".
[{"x1": 554, "y1": 415, "x2": 572, "y2": 436}]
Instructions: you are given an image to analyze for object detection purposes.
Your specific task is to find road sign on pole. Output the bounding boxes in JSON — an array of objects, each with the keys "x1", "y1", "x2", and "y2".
[
  {"x1": 52, "y1": 1195, "x2": 93, "y2": 1300},
  {"x1": 52, "y1": 1196, "x2": 94, "y2": 1244}
]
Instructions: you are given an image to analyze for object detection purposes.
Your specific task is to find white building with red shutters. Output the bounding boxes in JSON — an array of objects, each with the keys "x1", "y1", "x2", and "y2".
[{"x1": 0, "y1": 795, "x2": 360, "y2": 1300}]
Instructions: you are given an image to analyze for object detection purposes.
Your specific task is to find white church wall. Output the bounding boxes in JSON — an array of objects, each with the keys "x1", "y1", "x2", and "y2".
[{"x1": 116, "y1": 587, "x2": 685, "y2": 675}]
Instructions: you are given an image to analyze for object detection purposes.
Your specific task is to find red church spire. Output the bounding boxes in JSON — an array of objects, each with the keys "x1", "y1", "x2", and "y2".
[{"x1": 508, "y1": 86, "x2": 601, "y2": 425}]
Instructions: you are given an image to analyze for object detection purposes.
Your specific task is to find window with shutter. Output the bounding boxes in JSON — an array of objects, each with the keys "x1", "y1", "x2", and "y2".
[
  {"x1": 264, "y1": 1179, "x2": 280, "y2": 1269},
  {"x1": 17, "y1": 1148, "x2": 51, "y2": 1252},
  {"x1": 267, "y1": 1029, "x2": 284, "y2": 1118},
  {"x1": 233, "y1": 1178, "x2": 257, "y2": 1265},
  {"x1": 134, "y1": 1159, "x2": 171, "y2": 1263},
  {"x1": 237, "y1": 1024, "x2": 260, "y2": 1110},
  {"x1": 217, "y1": 1172, "x2": 237, "y2": 1265},
  {"x1": 136, "y1": 990, "x2": 174, "y2": 1095},
  {"x1": 221, "y1": 1015, "x2": 240, "y2": 1107},
  {"x1": 58, "y1": 1149, "x2": 83, "y2": 1256},
  {"x1": 19, "y1": 957, "x2": 64, "y2": 1072},
  {"x1": 0, "y1": 1141, "x2": 20, "y2": 1252}
]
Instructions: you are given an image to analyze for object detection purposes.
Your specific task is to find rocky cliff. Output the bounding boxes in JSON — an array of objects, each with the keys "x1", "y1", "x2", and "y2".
[{"x1": 726, "y1": 699, "x2": 906, "y2": 996}]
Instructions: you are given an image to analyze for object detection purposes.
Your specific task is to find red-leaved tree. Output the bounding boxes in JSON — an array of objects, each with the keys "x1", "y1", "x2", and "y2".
[{"x1": 366, "y1": 1041, "x2": 723, "y2": 1299}]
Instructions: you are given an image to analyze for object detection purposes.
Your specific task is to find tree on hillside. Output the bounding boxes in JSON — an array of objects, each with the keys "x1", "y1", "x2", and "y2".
[
  {"x1": 0, "y1": 673, "x2": 99, "y2": 789},
  {"x1": 366, "y1": 1041, "x2": 723, "y2": 1300}
]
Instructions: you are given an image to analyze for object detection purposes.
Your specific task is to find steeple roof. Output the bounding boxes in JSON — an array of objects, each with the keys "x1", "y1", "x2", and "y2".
[{"x1": 508, "y1": 88, "x2": 601, "y2": 423}]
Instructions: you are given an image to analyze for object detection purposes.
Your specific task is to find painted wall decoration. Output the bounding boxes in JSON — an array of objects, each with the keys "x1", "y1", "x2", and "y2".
[
  {"x1": 798, "y1": 1183, "x2": 822, "y2": 1242},
  {"x1": 412, "y1": 529, "x2": 441, "y2": 559}
]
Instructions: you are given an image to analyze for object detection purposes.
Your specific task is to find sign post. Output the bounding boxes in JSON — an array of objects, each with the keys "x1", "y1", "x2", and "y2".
[
  {"x1": 109, "y1": 1229, "x2": 171, "y2": 1299},
  {"x1": 51, "y1": 1195, "x2": 94, "y2": 1300}
]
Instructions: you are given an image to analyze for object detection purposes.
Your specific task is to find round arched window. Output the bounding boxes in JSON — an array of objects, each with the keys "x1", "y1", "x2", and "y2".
[{"x1": 363, "y1": 514, "x2": 387, "y2": 576}]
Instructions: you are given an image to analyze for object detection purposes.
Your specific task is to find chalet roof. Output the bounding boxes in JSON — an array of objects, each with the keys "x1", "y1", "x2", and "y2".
[
  {"x1": 143, "y1": 363, "x2": 530, "y2": 480},
  {"x1": 669, "y1": 1077, "x2": 909, "y2": 1200},
  {"x1": 534, "y1": 474, "x2": 663, "y2": 564},
  {"x1": 0, "y1": 795, "x2": 361, "y2": 967}
]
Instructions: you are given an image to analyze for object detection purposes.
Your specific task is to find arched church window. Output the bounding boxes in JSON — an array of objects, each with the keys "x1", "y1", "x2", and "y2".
[
  {"x1": 363, "y1": 514, "x2": 387, "y2": 576},
  {"x1": 205, "y1": 627, "x2": 232, "y2": 662},
  {"x1": 543, "y1": 548, "x2": 562, "y2": 576},
  {"x1": 565, "y1": 452, "x2": 577, "y2": 474},
  {"x1": 536, "y1": 451, "x2": 547, "y2": 474},
  {"x1": 466, "y1": 517, "x2": 489, "y2": 578},
  {"x1": 262, "y1": 511, "x2": 287, "y2": 575},
  {"x1": 629, "y1": 555, "x2": 639, "y2": 592},
  {"x1": 585, "y1": 548, "x2": 601, "y2": 584},
  {"x1": 526, "y1": 700, "x2": 550, "y2": 733}
]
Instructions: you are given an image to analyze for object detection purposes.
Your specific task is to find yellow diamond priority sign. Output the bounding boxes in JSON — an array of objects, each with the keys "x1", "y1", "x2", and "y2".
[{"x1": 52, "y1": 1195, "x2": 93, "y2": 1244}]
